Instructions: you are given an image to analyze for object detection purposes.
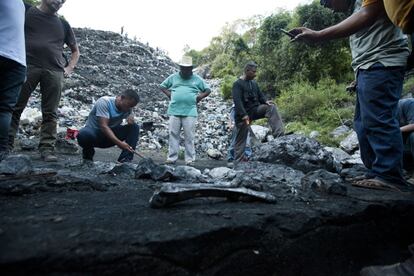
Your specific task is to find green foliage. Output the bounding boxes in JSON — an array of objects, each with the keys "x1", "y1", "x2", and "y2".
[
  {"x1": 277, "y1": 78, "x2": 355, "y2": 146},
  {"x1": 403, "y1": 75, "x2": 414, "y2": 97},
  {"x1": 220, "y1": 75, "x2": 237, "y2": 100},
  {"x1": 182, "y1": 2, "x2": 358, "y2": 146},
  {"x1": 24, "y1": 0, "x2": 40, "y2": 5},
  {"x1": 255, "y1": 2, "x2": 352, "y2": 94}
]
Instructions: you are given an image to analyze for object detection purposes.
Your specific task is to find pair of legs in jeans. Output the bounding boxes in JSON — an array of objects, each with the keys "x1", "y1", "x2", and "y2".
[
  {"x1": 167, "y1": 115, "x2": 197, "y2": 163},
  {"x1": 234, "y1": 104, "x2": 284, "y2": 163},
  {"x1": 77, "y1": 124, "x2": 140, "y2": 162},
  {"x1": 0, "y1": 56, "x2": 26, "y2": 157},
  {"x1": 9, "y1": 66, "x2": 63, "y2": 154},
  {"x1": 354, "y1": 63, "x2": 406, "y2": 185}
]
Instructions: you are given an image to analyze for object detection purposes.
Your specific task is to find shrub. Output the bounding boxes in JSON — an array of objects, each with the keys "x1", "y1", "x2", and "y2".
[
  {"x1": 220, "y1": 75, "x2": 237, "y2": 100},
  {"x1": 277, "y1": 78, "x2": 355, "y2": 146}
]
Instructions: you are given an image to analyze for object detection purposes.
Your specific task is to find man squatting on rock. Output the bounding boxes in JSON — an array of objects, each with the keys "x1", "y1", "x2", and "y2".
[
  {"x1": 77, "y1": 90, "x2": 140, "y2": 163},
  {"x1": 160, "y1": 56, "x2": 211, "y2": 165},
  {"x1": 0, "y1": 0, "x2": 26, "y2": 161},
  {"x1": 8, "y1": 0, "x2": 80, "y2": 162},
  {"x1": 232, "y1": 62, "x2": 284, "y2": 164}
]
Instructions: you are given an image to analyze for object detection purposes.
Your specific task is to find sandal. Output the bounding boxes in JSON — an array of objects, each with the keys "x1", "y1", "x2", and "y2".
[{"x1": 352, "y1": 177, "x2": 402, "y2": 192}]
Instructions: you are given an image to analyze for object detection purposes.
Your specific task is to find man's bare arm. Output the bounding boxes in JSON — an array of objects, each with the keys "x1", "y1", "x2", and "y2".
[
  {"x1": 98, "y1": 117, "x2": 133, "y2": 152},
  {"x1": 290, "y1": 2, "x2": 384, "y2": 43},
  {"x1": 160, "y1": 87, "x2": 171, "y2": 99},
  {"x1": 64, "y1": 43, "x2": 80, "y2": 77}
]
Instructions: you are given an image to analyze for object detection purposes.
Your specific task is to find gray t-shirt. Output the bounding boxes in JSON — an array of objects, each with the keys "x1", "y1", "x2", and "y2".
[
  {"x1": 349, "y1": 0, "x2": 409, "y2": 71},
  {"x1": 398, "y1": 98, "x2": 414, "y2": 127},
  {"x1": 85, "y1": 96, "x2": 132, "y2": 129},
  {"x1": 0, "y1": 0, "x2": 26, "y2": 66}
]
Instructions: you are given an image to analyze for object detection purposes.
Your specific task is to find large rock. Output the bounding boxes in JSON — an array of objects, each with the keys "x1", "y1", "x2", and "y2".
[
  {"x1": 0, "y1": 155, "x2": 32, "y2": 175},
  {"x1": 330, "y1": 125, "x2": 351, "y2": 138},
  {"x1": 324, "y1": 146, "x2": 351, "y2": 172},
  {"x1": 250, "y1": 125, "x2": 269, "y2": 141},
  {"x1": 252, "y1": 134, "x2": 335, "y2": 173},
  {"x1": 134, "y1": 158, "x2": 174, "y2": 181},
  {"x1": 301, "y1": 169, "x2": 347, "y2": 196},
  {"x1": 340, "y1": 131, "x2": 359, "y2": 154},
  {"x1": 172, "y1": 166, "x2": 207, "y2": 182}
]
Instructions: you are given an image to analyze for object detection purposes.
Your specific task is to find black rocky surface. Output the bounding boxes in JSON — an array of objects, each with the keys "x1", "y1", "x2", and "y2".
[
  {"x1": 0, "y1": 147, "x2": 413, "y2": 276},
  {"x1": 3, "y1": 28, "x2": 414, "y2": 276}
]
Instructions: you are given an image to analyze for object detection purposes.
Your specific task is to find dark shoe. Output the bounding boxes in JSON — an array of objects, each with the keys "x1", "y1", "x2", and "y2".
[
  {"x1": 360, "y1": 258, "x2": 414, "y2": 276},
  {"x1": 41, "y1": 151, "x2": 58, "y2": 162}
]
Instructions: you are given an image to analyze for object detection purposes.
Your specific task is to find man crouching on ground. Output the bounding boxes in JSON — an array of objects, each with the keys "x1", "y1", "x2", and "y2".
[{"x1": 77, "y1": 89, "x2": 140, "y2": 163}]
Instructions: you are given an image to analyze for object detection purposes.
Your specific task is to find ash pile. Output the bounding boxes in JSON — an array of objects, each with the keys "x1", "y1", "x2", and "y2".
[{"x1": 13, "y1": 28, "x2": 233, "y2": 158}]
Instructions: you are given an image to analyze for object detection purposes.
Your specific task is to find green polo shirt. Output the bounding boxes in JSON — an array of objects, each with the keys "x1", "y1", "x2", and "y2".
[{"x1": 160, "y1": 73, "x2": 210, "y2": 117}]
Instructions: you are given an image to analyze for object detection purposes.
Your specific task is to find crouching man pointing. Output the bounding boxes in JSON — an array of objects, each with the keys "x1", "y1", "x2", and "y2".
[{"x1": 77, "y1": 89, "x2": 140, "y2": 163}]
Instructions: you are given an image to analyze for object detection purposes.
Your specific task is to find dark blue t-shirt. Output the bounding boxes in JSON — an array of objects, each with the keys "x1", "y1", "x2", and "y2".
[{"x1": 398, "y1": 98, "x2": 414, "y2": 127}]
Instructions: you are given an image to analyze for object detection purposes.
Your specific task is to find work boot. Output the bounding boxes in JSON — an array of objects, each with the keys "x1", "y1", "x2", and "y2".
[
  {"x1": 41, "y1": 151, "x2": 58, "y2": 162},
  {"x1": 360, "y1": 257, "x2": 414, "y2": 276}
]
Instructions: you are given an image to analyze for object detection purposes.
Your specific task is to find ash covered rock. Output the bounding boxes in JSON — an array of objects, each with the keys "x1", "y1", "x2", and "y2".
[
  {"x1": 340, "y1": 131, "x2": 359, "y2": 154},
  {"x1": 301, "y1": 169, "x2": 347, "y2": 196},
  {"x1": 232, "y1": 161, "x2": 305, "y2": 196},
  {"x1": 207, "y1": 167, "x2": 235, "y2": 180},
  {"x1": 0, "y1": 155, "x2": 32, "y2": 175},
  {"x1": 252, "y1": 134, "x2": 335, "y2": 173},
  {"x1": 109, "y1": 162, "x2": 137, "y2": 178},
  {"x1": 134, "y1": 158, "x2": 174, "y2": 181},
  {"x1": 172, "y1": 166, "x2": 208, "y2": 183}
]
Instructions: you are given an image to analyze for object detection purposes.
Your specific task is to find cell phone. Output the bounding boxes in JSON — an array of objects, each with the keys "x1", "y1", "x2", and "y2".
[{"x1": 280, "y1": 28, "x2": 295, "y2": 39}]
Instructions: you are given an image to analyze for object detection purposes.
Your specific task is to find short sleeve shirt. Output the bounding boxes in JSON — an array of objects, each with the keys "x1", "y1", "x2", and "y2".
[
  {"x1": 25, "y1": 6, "x2": 77, "y2": 71},
  {"x1": 160, "y1": 73, "x2": 210, "y2": 117},
  {"x1": 398, "y1": 98, "x2": 414, "y2": 127},
  {"x1": 362, "y1": 0, "x2": 414, "y2": 33},
  {"x1": 85, "y1": 97, "x2": 132, "y2": 129},
  {"x1": 0, "y1": 0, "x2": 26, "y2": 66},
  {"x1": 349, "y1": 0, "x2": 409, "y2": 71}
]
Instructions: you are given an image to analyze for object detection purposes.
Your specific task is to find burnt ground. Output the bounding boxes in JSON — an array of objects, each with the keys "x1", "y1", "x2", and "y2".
[{"x1": 1, "y1": 147, "x2": 414, "y2": 276}]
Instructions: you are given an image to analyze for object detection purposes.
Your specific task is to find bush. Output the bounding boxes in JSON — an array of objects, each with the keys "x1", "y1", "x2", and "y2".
[
  {"x1": 277, "y1": 78, "x2": 355, "y2": 146},
  {"x1": 220, "y1": 75, "x2": 237, "y2": 100}
]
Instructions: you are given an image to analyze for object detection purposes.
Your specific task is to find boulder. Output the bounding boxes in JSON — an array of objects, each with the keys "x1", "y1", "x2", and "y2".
[
  {"x1": 251, "y1": 125, "x2": 269, "y2": 141},
  {"x1": 0, "y1": 154, "x2": 32, "y2": 175},
  {"x1": 301, "y1": 169, "x2": 347, "y2": 196},
  {"x1": 208, "y1": 167, "x2": 233, "y2": 179},
  {"x1": 330, "y1": 125, "x2": 351, "y2": 138},
  {"x1": 253, "y1": 134, "x2": 335, "y2": 173},
  {"x1": 340, "y1": 131, "x2": 359, "y2": 154}
]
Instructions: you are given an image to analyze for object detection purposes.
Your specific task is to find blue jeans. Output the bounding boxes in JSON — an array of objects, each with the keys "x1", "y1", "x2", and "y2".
[
  {"x1": 77, "y1": 124, "x2": 140, "y2": 162},
  {"x1": 0, "y1": 56, "x2": 26, "y2": 152},
  {"x1": 355, "y1": 63, "x2": 405, "y2": 184}
]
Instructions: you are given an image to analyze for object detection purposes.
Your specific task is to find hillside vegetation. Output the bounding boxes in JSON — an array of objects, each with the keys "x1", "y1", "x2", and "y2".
[{"x1": 185, "y1": 1, "x2": 414, "y2": 146}]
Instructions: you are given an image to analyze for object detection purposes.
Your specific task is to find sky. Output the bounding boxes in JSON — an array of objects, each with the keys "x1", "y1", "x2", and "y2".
[{"x1": 60, "y1": 0, "x2": 311, "y2": 62}]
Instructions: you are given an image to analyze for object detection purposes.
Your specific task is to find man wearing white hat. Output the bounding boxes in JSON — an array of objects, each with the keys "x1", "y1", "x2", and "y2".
[{"x1": 160, "y1": 56, "x2": 211, "y2": 165}]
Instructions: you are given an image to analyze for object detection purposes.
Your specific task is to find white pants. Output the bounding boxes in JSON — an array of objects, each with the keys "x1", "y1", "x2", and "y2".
[{"x1": 168, "y1": 115, "x2": 197, "y2": 162}]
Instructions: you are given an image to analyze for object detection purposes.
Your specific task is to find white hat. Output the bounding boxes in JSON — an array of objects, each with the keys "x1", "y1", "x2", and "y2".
[{"x1": 178, "y1": 56, "x2": 193, "y2": 67}]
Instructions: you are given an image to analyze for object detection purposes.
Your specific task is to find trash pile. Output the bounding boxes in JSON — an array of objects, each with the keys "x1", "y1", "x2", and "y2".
[{"x1": 14, "y1": 28, "x2": 234, "y2": 158}]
